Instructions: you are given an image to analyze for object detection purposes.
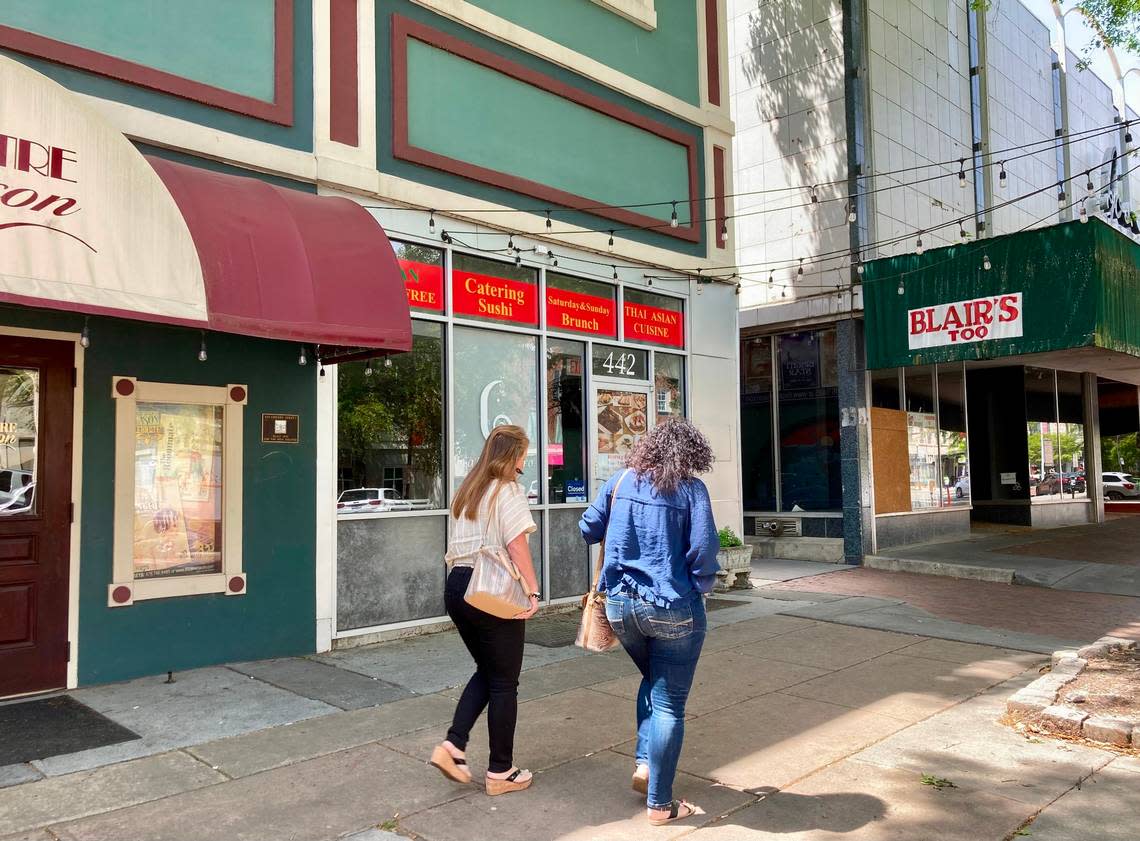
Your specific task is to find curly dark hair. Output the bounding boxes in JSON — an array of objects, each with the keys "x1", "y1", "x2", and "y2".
[{"x1": 626, "y1": 417, "x2": 714, "y2": 492}]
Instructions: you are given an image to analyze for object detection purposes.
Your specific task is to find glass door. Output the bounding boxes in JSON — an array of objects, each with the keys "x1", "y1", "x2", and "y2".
[{"x1": 591, "y1": 385, "x2": 652, "y2": 495}]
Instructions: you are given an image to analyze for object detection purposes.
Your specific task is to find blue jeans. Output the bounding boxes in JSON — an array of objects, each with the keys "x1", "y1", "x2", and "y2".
[{"x1": 605, "y1": 589, "x2": 706, "y2": 809}]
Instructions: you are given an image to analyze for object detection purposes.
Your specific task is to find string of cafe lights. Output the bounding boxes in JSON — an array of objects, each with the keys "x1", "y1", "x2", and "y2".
[{"x1": 412, "y1": 118, "x2": 1132, "y2": 222}]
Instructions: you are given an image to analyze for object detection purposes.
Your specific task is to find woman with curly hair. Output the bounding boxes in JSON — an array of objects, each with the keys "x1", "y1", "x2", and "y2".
[{"x1": 579, "y1": 417, "x2": 720, "y2": 826}]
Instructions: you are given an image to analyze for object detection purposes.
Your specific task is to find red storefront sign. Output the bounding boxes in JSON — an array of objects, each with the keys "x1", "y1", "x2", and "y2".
[
  {"x1": 623, "y1": 301, "x2": 684, "y2": 348},
  {"x1": 452, "y1": 268, "x2": 538, "y2": 324},
  {"x1": 546, "y1": 287, "x2": 616, "y2": 337},
  {"x1": 399, "y1": 258, "x2": 444, "y2": 312}
]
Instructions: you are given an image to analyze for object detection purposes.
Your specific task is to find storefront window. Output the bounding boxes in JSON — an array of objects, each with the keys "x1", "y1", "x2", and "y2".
[
  {"x1": 337, "y1": 320, "x2": 445, "y2": 510},
  {"x1": 871, "y1": 369, "x2": 901, "y2": 410},
  {"x1": 394, "y1": 240, "x2": 445, "y2": 314},
  {"x1": 741, "y1": 334, "x2": 776, "y2": 510},
  {"x1": 1098, "y1": 378, "x2": 1140, "y2": 479},
  {"x1": 546, "y1": 273, "x2": 617, "y2": 338},
  {"x1": 132, "y1": 403, "x2": 223, "y2": 579},
  {"x1": 1057, "y1": 371, "x2": 1087, "y2": 499},
  {"x1": 905, "y1": 367, "x2": 939, "y2": 510},
  {"x1": 623, "y1": 287, "x2": 684, "y2": 349},
  {"x1": 452, "y1": 253, "x2": 538, "y2": 327},
  {"x1": 654, "y1": 353, "x2": 685, "y2": 422},
  {"x1": 937, "y1": 364, "x2": 969, "y2": 506},
  {"x1": 777, "y1": 330, "x2": 841, "y2": 511},
  {"x1": 547, "y1": 339, "x2": 586, "y2": 503},
  {"x1": 453, "y1": 326, "x2": 539, "y2": 501},
  {"x1": 1026, "y1": 367, "x2": 1059, "y2": 502},
  {"x1": 0, "y1": 368, "x2": 38, "y2": 516}
]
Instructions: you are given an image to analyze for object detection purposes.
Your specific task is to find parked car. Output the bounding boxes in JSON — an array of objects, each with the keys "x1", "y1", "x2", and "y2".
[
  {"x1": 952, "y1": 475, "x2": 971, "y2": 499},
  {"x1": 0, "y1": 481, "x2": 34, "y2": 515},
  {"x1": 1037, "y1": 472, "x2": 1085, "y2": 495},
  {"x1": 1060, "y1": 472, "x2": 1086, "y2": 494},
  {"x1": 336, "y1": 487, "x2": 420, "y2": 514},
  {"x1": 1102, "y1": 472, "x2": 1140, "y2": 500}
]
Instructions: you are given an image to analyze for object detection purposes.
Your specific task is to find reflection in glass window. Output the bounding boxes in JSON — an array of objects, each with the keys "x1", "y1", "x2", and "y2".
[
  {"x1": 132, "y1": 402, "x2": 223, "y2": 579},
  {"x1": 777, "y1": 331, "x2": 841, "y2": 511},
  {"x1": 1098, "y1": 377, "x2": 1140, "y2": 480},
  {"x1": 905, "y1": 367, "x2": 939, "y2": 510},
  {"x1": 871, "y1": 368, "x2": 901, "y2": 410},
  {"x1": 547, "y1": 339, "x2": 586, "y2": 504},
  {"x1": 337, "y1": 321, "x2": 445, "y2": 510},
  {"x1": 1057, "y1": 371, "x2": 1087, "y2": 499},
  {"x1": 654, "y1": 353, "x2": 685, "y2": 423},
  {"x1": 1026, "y1": 367, "x2": 1059, "y2": 502},
  {"x1": 740, "y1": 333, "x2": 776, "y2": 511},
  {"x1": 453, "y1": 326, "x2": 539, "y2": 501},
  {"x1": 0, "y1": 367, "x2": 38, "y2": 516},
  {"x1": 938, "y1": 365, "x2": 969, "y2": 506}
]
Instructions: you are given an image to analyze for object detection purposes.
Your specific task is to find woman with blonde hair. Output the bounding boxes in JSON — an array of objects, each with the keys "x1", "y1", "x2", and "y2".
[
  {"x1": 580, "y1": 418, "x2": 720, "y2": 825},
  {"x1": 430, "y1": 424, "x2": 541, "y2": 796}
]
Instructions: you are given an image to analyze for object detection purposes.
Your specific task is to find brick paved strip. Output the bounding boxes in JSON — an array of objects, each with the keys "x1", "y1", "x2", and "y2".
[
  {"x1": 763, "y1": 569, "x2": 1140, "y2": 643},
  {"x1": 0, "y1": 751, "x2": 223, "y2": 836}
]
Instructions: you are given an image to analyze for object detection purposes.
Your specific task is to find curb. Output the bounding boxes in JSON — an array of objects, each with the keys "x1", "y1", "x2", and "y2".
[
  {"x1": 1006, "y1": 635, "x2": 1138, "y2": 748},
  {"x1": 863, "y1": 555, "x2": 1015, "y2": 584}
]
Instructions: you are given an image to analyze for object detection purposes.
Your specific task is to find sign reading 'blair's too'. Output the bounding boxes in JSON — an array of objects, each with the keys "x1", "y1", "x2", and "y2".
[{"x1": 907, "y1": 293, "x2": 1023, "y2": 350}]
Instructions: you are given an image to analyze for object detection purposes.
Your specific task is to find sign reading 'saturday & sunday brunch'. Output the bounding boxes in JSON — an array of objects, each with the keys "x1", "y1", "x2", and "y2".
[
  {"x1": 907, "y1": 293, "x2": 1023, "y2": 350},
  {"x1": 546, "y1": 287, "x2": 616, "y2": 336},
  {"x1": 452, "y1": 268, "x2": 538, "y2": 324}
]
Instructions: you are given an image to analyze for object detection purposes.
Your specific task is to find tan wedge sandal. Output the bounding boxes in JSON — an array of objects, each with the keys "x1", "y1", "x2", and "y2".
[
  {"x1": 632, "y1": 765, "x2": 649, "y2": 795},
  {"x1": 485, "y1": 768, "x2": 533, "y2": 796},
  {"x1": 430, "y1": 744, "x2": 472, "y2": 784}
]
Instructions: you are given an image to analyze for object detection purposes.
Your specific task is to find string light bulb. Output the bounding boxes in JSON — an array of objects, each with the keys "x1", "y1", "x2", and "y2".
[
  {"x1": 80, "y1": 317, "x2": 90, "y2": 349},
  {"x1": 998, "y1": 162, "x2": 1007, "y2": 189},
  {"x1": 545, "y1": 209, "x2": 552, "y2": 229},
  {"x1": 810, "y1": 186, "x2": 819, "y2": 204},
  {"x1": 612, "y1": 265, "x2": 618, "y2": 280},
  {"x1": 958, "y1": 159, "x2": 966, "y2": 188},
  {"x1": 959, "y1": 225, "x2": 968, "y2": 241},
  {"x1": 364, "y1": 362, "x2": 373, "y2": 377},
  {"x1": 1080, "y1": 203, "x2": 1089, "y2": 223},
  {"x1": 428, "y1": 210, "x2": 436, "y2": 233},
  {"x1": 1126, "y1": 122, "x2": 1134, "y2": 144},
  {"x1": 198, "y1": 332, "x2": 208, "y2": 363},
  {"x1": 720, "y1": 219, "x2": 728, "y2": 238},
  {"x1": 768, "y1": 270, "x2": 774, "y2": 284},
  {"x1": 507, "y1": 235, "x2": 515, "y2": 251},
  {"x1": 846, "y1": 201, "x2": 857, "y2": 223},
  {"x1": 1086, "y1": 173, "x2": 1095, "y2": 195},
  {"x1": 797, "y1": 258, "x2": 804, "y2": 277},
  {"x1": 897, "y1": 279, "x2": 906, "y2": 295},
  {"x1": 670, "y1": 201, "x2": 679, "y2": 228},
  {"x1": 916, "y1": 234, "x2": 925, "y2": 254},
  {"x1": 514, "y1": 250, "x2": 522, "y2": 267},
  {"x1": 983, "y1": 254, "x2": 992, "y2": 271},
  {"x1": 1057, "y1": 188, "x2": 1067, "y2": 208},
  {"x1": 781, "y1": 287, "x2": 787, "y2": 298},
  {"x1": 608, "y1": 230, "x2": 614, "y2": 247}
]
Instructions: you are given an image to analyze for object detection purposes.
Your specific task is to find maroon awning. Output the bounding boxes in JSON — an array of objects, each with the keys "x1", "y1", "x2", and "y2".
[{"x1": 148, "y1": 156, "x2": 411, "y2": 355}]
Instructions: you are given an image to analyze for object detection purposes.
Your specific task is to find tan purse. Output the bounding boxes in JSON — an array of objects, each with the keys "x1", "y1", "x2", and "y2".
[
  {"x1": 459, "y1": 485, "x2": 531, "y2": 619},
  {"x1": 575, "y1": 470, "x2": 629, "y2": 652}
]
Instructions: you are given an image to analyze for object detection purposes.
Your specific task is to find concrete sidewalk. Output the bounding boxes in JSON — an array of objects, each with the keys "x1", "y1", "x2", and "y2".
[{"x1": 1, "y1": 562, "x2": 1136, "y2": 841}]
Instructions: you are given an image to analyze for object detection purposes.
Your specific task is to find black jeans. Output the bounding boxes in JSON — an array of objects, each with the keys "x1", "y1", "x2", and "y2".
[{"x1": 444, "y1": 565, "x2": 526, "y2": 773}]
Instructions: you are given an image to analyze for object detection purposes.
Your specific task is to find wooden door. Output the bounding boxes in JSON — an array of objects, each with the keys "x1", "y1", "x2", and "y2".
[{"x1": 0, "y1": 336, "x2": 74, "y2": 697}]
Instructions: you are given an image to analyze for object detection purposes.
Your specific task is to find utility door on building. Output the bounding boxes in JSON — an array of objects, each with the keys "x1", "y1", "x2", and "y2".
[
  {"x1": 0, "y1": 336, "x2": 74, "y2": 697},
  {"x1": 590, "y1": 343, "x2": 653, "y2": 497}
]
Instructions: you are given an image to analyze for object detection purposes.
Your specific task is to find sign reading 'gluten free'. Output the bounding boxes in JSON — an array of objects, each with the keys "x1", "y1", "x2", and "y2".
[{"x1": 907, "y1": 293, "x2": 1023, "y2": 350}]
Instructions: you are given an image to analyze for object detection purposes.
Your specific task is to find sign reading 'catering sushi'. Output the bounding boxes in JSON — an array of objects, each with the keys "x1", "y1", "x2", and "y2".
[{"x1": 907, "y1": 293, "x2": 1023, "y2": 350}]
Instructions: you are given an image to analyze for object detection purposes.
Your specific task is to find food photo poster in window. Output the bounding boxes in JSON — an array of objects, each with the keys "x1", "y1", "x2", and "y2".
[{"x1": 132, "y1": 402, "x2": 223, "y2": 579}]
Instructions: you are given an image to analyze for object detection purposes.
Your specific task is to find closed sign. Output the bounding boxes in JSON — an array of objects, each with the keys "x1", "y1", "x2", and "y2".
[{"x1": 908, "y1": 293, "x2": 1022, "y2": 349}]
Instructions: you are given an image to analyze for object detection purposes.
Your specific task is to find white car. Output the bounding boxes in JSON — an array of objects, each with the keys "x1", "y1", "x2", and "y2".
[
  {"x1": 952, "y1": 475, "x2": 970, "y2": 499},
  {"x1": 337, "y1": 487, "x2": 415, "y2": 514},
  {"x1": 1102, "y1": 472, "x2": 1140, "y2": 500}
]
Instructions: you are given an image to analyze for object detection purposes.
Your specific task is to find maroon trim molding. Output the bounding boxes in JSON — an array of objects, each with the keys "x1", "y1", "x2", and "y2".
[
  {"x1": 713, "y1": 145, "x2": 726, "y2": 250},
  {"x1": 705, "y1": 0, "x2": 721, "y2": 107},
  {"x1": 391, "y1": 15, "x2": 700, "y2": 243},
  {"x1": 330, "y1": 0, "x2": 359, "y2": 145},
  {"x1": 0, "y1": 0, "x2": 294, "y2": 126}
]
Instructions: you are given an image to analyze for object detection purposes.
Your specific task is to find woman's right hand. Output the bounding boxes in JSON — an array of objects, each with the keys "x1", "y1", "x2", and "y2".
[{"x1": 514, "y1": 593, "x2": 540, "y2": 620}]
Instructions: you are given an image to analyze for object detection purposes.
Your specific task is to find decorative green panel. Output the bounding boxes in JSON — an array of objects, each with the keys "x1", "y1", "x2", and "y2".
[
  {"x1": 462, "y1": 0, "x2": 700, "y2": 106},
  {"x1": 405, "y1": 39, "x2": 692, "y2": 225},
  {"x1": 0, "y1": 307, "x2": 317, "y2": 685},
  {"x1": 0, "y1": 0, "x2": 276, "y2": 100},
  {"x1": 862, "y1": 219, "x2": 1140, "y2": 369}
]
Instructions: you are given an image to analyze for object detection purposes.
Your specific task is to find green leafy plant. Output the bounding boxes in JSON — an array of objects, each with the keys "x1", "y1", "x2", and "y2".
[
  {"x1": 920, "y1": 773, "x2": 957, "y2": 790},
  {"x1": 718, "y1": 527, "x2": 744, "y2": 548}
]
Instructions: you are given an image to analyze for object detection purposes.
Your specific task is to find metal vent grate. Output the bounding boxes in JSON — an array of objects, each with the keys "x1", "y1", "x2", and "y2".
[{"x1": 752, "y1": 518, "x2": 801, "y2": 537}]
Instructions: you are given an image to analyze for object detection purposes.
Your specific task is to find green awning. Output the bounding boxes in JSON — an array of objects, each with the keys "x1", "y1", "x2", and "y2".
[{"x1": 862, "y1": 219, "x2": 1140, "y2": 370}]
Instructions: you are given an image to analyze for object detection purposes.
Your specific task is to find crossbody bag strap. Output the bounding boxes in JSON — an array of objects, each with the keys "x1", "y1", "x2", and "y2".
[{"x1": 589, "y1": 469, "x2": 629, "y2": 594}]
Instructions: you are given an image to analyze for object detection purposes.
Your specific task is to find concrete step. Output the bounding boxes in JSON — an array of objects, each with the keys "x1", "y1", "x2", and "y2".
[{"x1": 863, "y1": 554, "x2": 1015, "y2": 584}]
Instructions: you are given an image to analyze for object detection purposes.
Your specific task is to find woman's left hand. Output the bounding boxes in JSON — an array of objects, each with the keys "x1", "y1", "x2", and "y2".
[{"x1": 514, "y1": 593, "x2": 540, "y2": 620}]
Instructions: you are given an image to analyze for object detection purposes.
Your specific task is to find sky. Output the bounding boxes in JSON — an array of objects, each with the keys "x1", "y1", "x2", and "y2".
[{"x1": 1021, "y1": 0, "x2": 1140, "y2": 113}]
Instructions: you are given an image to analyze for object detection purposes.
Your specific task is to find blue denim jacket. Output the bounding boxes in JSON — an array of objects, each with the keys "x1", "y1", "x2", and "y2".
[{"x1": 579, "y1": 470, "x2": 721, "y2": 608}]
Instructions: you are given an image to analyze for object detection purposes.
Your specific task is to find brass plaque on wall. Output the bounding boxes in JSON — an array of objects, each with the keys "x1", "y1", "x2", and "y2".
[{"x1": 261, "y1": 413, "x2": 299, "y2": 444}]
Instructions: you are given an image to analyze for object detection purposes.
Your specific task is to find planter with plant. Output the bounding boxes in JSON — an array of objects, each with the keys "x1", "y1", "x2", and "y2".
[{"x1": 715, "y1": 527, "x2": 754, "y2": 591}]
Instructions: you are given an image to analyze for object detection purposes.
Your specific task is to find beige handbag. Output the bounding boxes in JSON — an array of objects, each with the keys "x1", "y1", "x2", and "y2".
[
  {"x1": 575, "y1": 470, "x2": 629, "y2": 652},
  {"x1": 459, "y1": 486, "x2": 531, "y2": 619}
]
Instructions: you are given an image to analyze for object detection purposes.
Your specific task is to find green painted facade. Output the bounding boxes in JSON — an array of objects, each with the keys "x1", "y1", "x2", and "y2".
[
  {"x1": 863, "y1": 219, "x2": 1140, "y2": 370},
  {"x1": 0, "y1": 306, "x2": 317, "y2": 685},
  {"x1": 405, "y1": 39, "x2": 692, "y2": 225},
  {"x1": 0, "y1": 0, "x2": 277, "y2": 101},
  {"x1": 0, "y1": 0, "x2": 313, "y2": 152},
  {"x1": 461, "y1": 0, "x2": 701, "y2": 106},
  {"x1": 377, "y1": 2, "x2": 706, "y2": 256}
]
